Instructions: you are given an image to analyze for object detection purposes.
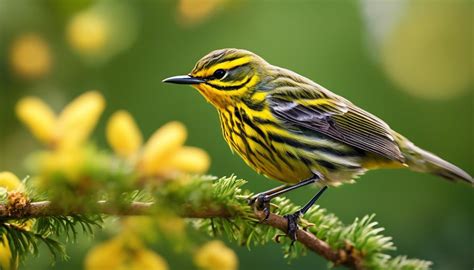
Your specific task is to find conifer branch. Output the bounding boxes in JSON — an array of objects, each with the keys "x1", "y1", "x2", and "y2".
[
  {"x1": 0, "y1": 175, "x2": 431, "y2": 270},
  {"x1": 0, "y1": 200, "x2": 362, "y2": 268}
]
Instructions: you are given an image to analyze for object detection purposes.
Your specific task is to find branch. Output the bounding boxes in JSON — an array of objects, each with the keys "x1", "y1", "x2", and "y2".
[
  {"x1": 0, "y1": 177, "x2": 431, "y2": 270},
  {"x1": 0, "y1": 200, "x2": 362, "y2": 269},
  {"x1": 0, "y1": 201, "x2": 153, "y2": 218}
]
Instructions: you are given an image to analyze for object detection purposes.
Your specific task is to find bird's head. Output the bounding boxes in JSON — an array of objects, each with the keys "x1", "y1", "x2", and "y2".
[{"x1": 163, "y1": 48, "x2": 269, "y2": 109}]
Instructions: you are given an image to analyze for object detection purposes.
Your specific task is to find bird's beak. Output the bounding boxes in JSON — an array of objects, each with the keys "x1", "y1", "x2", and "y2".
[{"x1": 162, "y1": 75, "x2": 205, "y2": 85}]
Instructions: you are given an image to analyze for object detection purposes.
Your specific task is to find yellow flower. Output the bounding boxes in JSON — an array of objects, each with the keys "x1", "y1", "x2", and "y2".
[
  {"x1": 141, "y1": 121, "x2": 188, "y2": 174},
  {"x1": 157, "y1": 146, "x2": 211, "y2": 175},
  {"x1": 0, "y1": 172, "x2": 29, "y2": 270},
  {"x1": 66, "y1": 2, "x2": 139, "y2": 62},
  {"x1": 15, "y1": 97, "x2": 56, "y2": 145},
  {"x1": 106, "y1": 111, "x2": 143, "y2": 158},
  {"x1": 9, "y1": 33, "x2": 52, "y2": 79},
  {"x1": 67, "y1": 11, "x2": 109, "y2": 55},
  {"x1": 194, "y1": 240, "x2": 238, "y2": 270},
  {"x1": 0, "y1": 171, "x2": 23, "y2": 191},
  {"x1": 85, "y1": 236, "x2": 168, "y2": 270},
  {"x1": 56, "y1": 91, "x2": 105, "y2": 149},
  {"x1": 16, "y1": 91, "x2": 105, "y2": 149},
  {"x1": 177, "y1": 0, "x2": 227, "y2": 27},
  {"x1": 39, "y1": 147, "x2": 86, "y2": 183},
  {"x1": 106, "y1": 112, "x2": 211, "y2": 178},
  {"x1": 0, "y1": 237, "x2": 14, "y2": 270}
]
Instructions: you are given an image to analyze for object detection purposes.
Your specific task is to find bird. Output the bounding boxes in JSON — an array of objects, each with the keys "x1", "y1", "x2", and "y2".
[{"x1": 163, "y1": 48, "x2": 473, "y2": 241}]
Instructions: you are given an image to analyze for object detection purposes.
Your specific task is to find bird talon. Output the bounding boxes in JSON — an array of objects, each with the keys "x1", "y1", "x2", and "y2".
[
  {"x1": 249, "y1": 194, "x2": 272, "y2": 222},
  {"x1": 284, "y1": 211, "x2": 301, "y2": 243}
]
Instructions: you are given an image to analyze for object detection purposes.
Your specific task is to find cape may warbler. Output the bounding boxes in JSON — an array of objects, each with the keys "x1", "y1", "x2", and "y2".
[{"x1": 163, "y1": 49, "x2": 473, "y2": 240}]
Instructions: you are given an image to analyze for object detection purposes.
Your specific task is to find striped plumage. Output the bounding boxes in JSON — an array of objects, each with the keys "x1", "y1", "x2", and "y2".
[{"x1": 164, "y1": 48, "x2": 473, "y2": 186}]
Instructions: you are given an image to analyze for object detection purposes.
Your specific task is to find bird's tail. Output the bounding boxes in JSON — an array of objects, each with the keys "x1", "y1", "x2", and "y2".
[{"x1": 395, "y1": 133, "x2": 473, "y2": 184}]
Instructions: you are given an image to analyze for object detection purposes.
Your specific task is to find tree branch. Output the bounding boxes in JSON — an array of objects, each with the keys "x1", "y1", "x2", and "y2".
[{"x1": 0, "y1": 200, "x2": 363, "y2": 269}]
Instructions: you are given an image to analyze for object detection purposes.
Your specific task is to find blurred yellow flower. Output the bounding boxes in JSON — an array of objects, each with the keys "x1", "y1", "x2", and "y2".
[
  {"x1": 0, "y1": 172, "x2": 28, "y2": 270},
  {"x1": 141, "y1": 121, "x2": 188, "y2": 174},
  {"x1": 381, "y1": 1, "x2": 472, "y2": 99},
  {"x1": 0, "y1": 171, "x2": 23, "y2": 191},
  {"x1": 16, "y1": 97, "x2": 57, "y2": 145},
  {"x1": 39, "y1": 147, "x2": 86, "y2": 183},
  {"x1": 67, "y1": 11, "x2": 109, "y2": 55},
  {"x1": 9, "y1": 33, "x2": 52, "y2": 79},
  {"x1": 106, "y1": 112, "x2": 211, "y2": 178},
  {"x1": 0, "y1": 237, "x2": 13, "y2": 270},
  {"x1": 16, "y1": 91, "x2": 105, "y2": 149},
  {"x1": 56, "y1": 91, "x2": 105, "y2": 149},
  {"x1": 85, "y1": 236, "x2": 168, "y2": 270},
  {"x1": 106, "y1": 111, "x2": 143, "y2": 158},
  {"x1": 66, "y1": 2, "x2": 139, "y2": 63},
  {"x1": 177, "y1": 0, "x2": 227, "y2": 26},
  {"x1": 194, "y1": 240, "x2": 238, "y2": 270},
  {"x1": 157, "y1": 146, "x2": 211, "y2": 176}
]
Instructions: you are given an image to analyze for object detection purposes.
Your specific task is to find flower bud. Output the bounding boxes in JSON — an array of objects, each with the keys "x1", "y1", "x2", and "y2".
[
  {"x1": 9, "y1": 34, "x2": 51, "y2": 79},
  {"x1": 56, "y1": 91, "x2": 105, "y2": 148},
  {"x1": 16, "y1": 97, "x2": 56, "y2": 145},
  {"x1": 106, "y1": 111, "x2": 143, "y2": 158},
  {"x1": 194, "y1": 240, "x2": 238, "y2": 270},
  {"x1": 159, "y1": 146, "x2": 210, "y2": 175},
  {"x1": 0, "y1": 171, "x2": 23, "y2": 191},
  {"x1": 140, "y1": 121, "x2": 187, "y2": 174}
]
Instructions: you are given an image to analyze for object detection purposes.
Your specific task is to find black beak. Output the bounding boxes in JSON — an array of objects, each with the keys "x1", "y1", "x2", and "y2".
[{"x1": 162, "y1": 75, "x2": 205, "y2": 85}]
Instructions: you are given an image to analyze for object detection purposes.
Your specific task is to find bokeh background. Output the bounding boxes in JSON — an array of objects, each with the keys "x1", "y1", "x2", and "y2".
[{"x1": 0, "y1": 0, "x2": 472, "y2": 269}]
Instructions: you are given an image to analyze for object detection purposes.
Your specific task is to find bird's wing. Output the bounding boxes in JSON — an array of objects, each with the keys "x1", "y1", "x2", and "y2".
[{"x1": 268, "y1": 93, "x2": 404, "y2": 162}]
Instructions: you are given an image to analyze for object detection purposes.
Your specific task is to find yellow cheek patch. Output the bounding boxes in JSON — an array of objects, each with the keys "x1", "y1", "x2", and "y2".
[{"x1": 193, "y1": 56, "x2": 252, "y2": 78}]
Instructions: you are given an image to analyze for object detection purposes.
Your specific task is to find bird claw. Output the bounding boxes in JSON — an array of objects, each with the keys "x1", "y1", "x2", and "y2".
[
  {"x1": 248, "y1": 194, "x2": 271, "y2": 221},
  {"x1": 284, "y1": 211, "x2": 301, "y2": 245}
]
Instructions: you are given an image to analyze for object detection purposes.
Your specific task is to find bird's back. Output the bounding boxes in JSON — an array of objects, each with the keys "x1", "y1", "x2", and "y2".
[{"x1": 217, "y1": 63, "x2": 472, "y2": 185}]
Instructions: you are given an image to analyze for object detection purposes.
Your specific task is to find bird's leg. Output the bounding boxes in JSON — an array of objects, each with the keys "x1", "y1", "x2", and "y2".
[
  {"x1": 248, "y1": 176, "x2": 319, "y2": 220},
  {"x1": 247, "y1": 184, "x2": 288, "y2": 206},
  {"x1": 284, "y1": 185, "x2": 328, "y2": 244}
]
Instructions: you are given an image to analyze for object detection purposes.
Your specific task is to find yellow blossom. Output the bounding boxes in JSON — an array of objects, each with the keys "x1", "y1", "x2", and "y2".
[
  {"x1": 159, "y1": 146, "x2": 210, "y2": 175},
  {"x1": 106, "y1": 111, "x2": 143, "y2": 158},
  {"x1": 16, "y1": 91, "x2": 105, "y2": 149},
  {"x1": 9, "y1": 33, "x2": 52, "y2": 79},
  {"x1": 140, "y1": 121, "x2": 187, "y2": 174},
  {"x1": 39, "y1": 147, "x2": 86, "y2": 183},
  {"x1": 194, "y1": 240, "x2": 238, "y2": 270},
  {"x1": 0, "y1": 171, "x2": 22, "y2": 191},
  {"x1": 130, "y1": 248, "x2": 169, "y2": 270},
  {"x1": 85, "y1": 236, "x2": 168, "y2": 270},
  {"x1": 0, "y1": 172, "x2": 28, "y2": 270},
  {"x1": 67, "y1": 11, "x2": 109, "y2": 55},
  {"x1": 56, "y1": 91, "x2": 105, "y2": 149},
  {"x1": 15, "y1": 97, "x2": 56, "y2": 145},
  {"x1": 177, "y1": 0, "x2": 227, "y2": 26},
  {"x1": 85, "y1": 236, "x2": 126, "y2": 270},
  {"x1": 0, "y1": 237, "x2": 13, "y2": 270},
  {"x1": 105, "y1": 111, "x2": 211, "y2": 178}
]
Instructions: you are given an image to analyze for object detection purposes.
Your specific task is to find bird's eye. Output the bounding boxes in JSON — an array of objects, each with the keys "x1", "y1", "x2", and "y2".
[{"x1": 213, "y1": 69, "x2": 226, "y2": 79}]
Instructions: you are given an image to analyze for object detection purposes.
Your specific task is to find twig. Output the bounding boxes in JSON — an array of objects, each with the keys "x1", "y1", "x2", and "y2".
[{"x1": 0, "y1": 200, "x2": 364, "y2": 269}]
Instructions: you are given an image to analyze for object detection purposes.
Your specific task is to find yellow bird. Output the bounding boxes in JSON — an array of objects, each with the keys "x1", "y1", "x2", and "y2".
[{"x1": 163, "y1": 48, "x2": 472, "y2": 240}]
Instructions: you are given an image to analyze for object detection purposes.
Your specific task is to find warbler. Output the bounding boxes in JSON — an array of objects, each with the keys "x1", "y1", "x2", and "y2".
[{"x1": 163, "y1": 48, "x2": 473, "y2": 240}]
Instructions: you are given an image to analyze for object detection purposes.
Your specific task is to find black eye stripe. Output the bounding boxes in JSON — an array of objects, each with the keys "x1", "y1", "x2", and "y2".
[
  {"x1": 195, "y1": 62, "x2": 251, "y2": 81},
  {"x1": 205, "y1": 76, "x2": 252, "y2": 91}
]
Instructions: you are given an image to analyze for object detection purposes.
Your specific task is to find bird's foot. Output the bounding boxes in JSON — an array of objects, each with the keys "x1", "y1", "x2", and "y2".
[
  {"x1": 284, "y1": 211, "x2": 302, "y2": 245},
  {"x1": 248, "y1": 194, "x2": 272, "y2": 221}
]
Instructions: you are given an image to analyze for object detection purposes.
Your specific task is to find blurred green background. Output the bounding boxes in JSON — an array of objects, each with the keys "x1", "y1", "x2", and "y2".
[{"x1": 0, "y1": 0, "x2": 472, "y2": 269}]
